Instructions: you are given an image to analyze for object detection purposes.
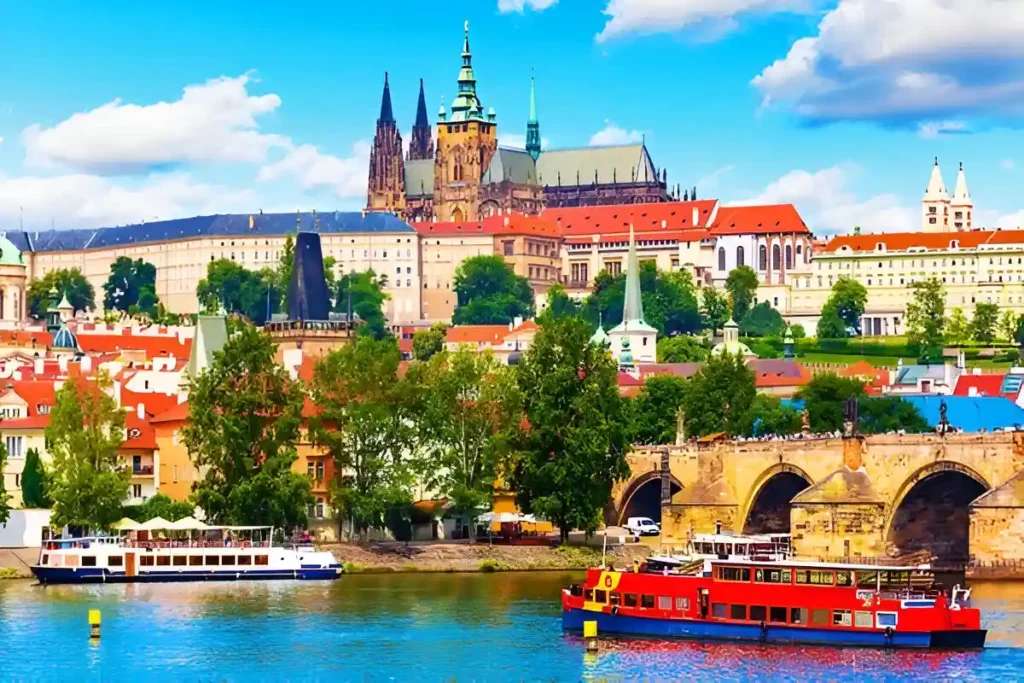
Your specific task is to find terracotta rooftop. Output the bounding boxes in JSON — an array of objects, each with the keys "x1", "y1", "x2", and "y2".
[
  {"x1": 415, "y1": 213, "x2": 559, "y2": 238},
  {"x1": 544, "y1": 200, "x2": 718, "y2": 237},
  {"x1": 823, "y1": 229, "x2": 1024, "y2": 253},
  {"x1": 711, "y1": 204, "x2": 810, "y2": 236}
]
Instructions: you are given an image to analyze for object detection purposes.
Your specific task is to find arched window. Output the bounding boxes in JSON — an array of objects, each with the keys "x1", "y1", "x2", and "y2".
[
  {"x1": 736, "y1": 246, "x2": 745, "y2": 267},
  {"x1": 772, "y1": 244, "x2": 781, "y2": 270},
  {"x1": 759, "y1": 245, "x2": 767, "y2": 270},
  {"x1": 785, "y1": 245, "x2": 793, "y2": 270},
  {"x1": 718, "y1": 247, "x2": 726, "y2": 271}
]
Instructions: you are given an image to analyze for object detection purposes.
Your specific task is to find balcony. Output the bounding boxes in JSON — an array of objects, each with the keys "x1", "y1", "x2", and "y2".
[{"x1": 132, "y1": 464, "x2": 155, "y2": 476}]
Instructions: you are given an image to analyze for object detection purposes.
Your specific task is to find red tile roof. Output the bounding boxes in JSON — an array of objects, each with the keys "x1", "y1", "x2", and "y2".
[
  {"x1": 0, "y1": 414, "x2": 51, "y2": 429},
  {"x1": 953, "y1": 374, "x2": 1011, "y2": 399},
  {"x1": 76, "y1": 333, "x2": 192, "y2": 358},
  {"x1": 120, "y1": 389, "x2": 182, "y2": 418},
  {"x1": 711, "y1": 204, "x2": 810, "y2": 236},
  {"x1": 8, "y1": 381, "x2": 56, "y2": 416},
  {"x1": 823, "y1": 229, "x2": 1024, "y2": 253},
  {"x1": 123, "y1": 412, "x2": 158, "y2": 450},
  {"x1": 0, "y1": 330, "x2": 52, "y2": 347},
  {"x1": 446, "y1": 325, "x2": 513, "y2": 346},
  {"x1": 564, "y1": 228, "x2": 710, "y2": 246},
  {"x1": 544, "y1": 200, "x2": 717, "y2": 237},
  {"x1": 151, "y1": 401, "x2": 190, "y2": 424},
  {"x1": 415, "y1": 213, "x2": 560, "y2": 238}
]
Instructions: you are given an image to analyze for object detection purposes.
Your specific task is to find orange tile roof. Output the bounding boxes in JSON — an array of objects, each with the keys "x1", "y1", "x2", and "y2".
[
  {"x1": 76, "y1": 333, "x2": 192, "y2": 358},
  {"x1": 8, "y1": 381, "x2": 57, "y2": 416},
  {"x1": 123, "y1": 412, "x2": 158, "y2": 450},
  {"x1": 0, "y1": 330, "x2": 52, "y2": 347},
  {"x1": 823, "y1": 229, "x2": 1024, "y2": 253},
  {"x1": 839, "y1": 361, "x2": 878, "y2": 378},
  {"x1": 564, "y1": 228, "x2": 711, "y2": 246},
  {"x1": 415, "y1": 213, "x2": 560, "y2": 238},
  {"x1": 0, "y1": 414, "x2": 51, "y2": 429},
  {"x1": 544, "y1": 200, "x2": 717, "y2": 237},
  {"x1": 120, "y1": 389, "x2": 182, "y2": 418},
  {"x1": 445, "y1": 325, "x2": 513, "y2": 345},
  {"x1": 711, "y1": 204, "x2": 810, "y2": 236},
  {"x1": 151, "y1": 401, "x2": 190, "y2": 424},
  {"x1": 752, "y1": 363, "x2": 812, "y2": 388}
]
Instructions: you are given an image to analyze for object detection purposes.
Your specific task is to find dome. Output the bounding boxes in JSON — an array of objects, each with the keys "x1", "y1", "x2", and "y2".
[
  {"x1": 0, "y1": 235, "x2": 24, "y2": 266},
  {"x1": 711, "y1": 339, "x2": 756, "y2": 358},
  {"x1": 51, "y1": 324, "x2": 79, "y2": 351},
  {"x1": 590, "y1": 325, "x2": 609, "y2": 347}
]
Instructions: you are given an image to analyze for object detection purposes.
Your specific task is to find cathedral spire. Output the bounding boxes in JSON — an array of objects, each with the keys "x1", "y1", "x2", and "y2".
[
  {"x1": 415, "y1": 78, "x2": 429, "y2": 128},
  {"x1": 450, "y1": 20, "x2": 485, "y2": 122},
  {"x1": 924, "y1": 157, "x2": 949, "y2": 201},
  {"x1": 408, "y1": 78, "x2": 435, "y2": 161},
  {"x1": 953, "y1": 161, "x2": 971, "y2": 204},
  {"x1": 526, "y1": 70, "x2": 541, "y2": 161},
  {"x1": 622, "y1": 223, "x2": 645, "y2": 325},
  {"x1": 379, "y1": 72, "x2": 394, "y2": 122},
  {"x1": 367, "y1": 72, "x2": 405, "y2": 213}
]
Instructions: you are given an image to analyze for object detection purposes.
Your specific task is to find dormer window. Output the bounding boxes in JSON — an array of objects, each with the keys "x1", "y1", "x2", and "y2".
[
  {"x1": 950, "y1": 240, "x2": 959, "y2": 249},
  {"x1": 875, "y1": 243, "x2": 886, "y2": 252}
]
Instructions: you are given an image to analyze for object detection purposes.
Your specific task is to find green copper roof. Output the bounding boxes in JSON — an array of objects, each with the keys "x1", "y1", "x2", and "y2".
[
  {"x1": 0, "y1": 235, "x2": 24, "y2": 266},
  {"x1": 448, "y1": 21, "x2": 488, "y2": 123},
  {"x1": 536, "y1": 144, "x2": 656, "y2": 187},
  {"x1": 482, "y1": 148, "x2": 537, "y2": 186},
  {"x1": 405, "y1": 159, "x2": 435, "y2": 198},
  {"x1": 186, "y1": 315, "x2": 229, "y2": 379}
]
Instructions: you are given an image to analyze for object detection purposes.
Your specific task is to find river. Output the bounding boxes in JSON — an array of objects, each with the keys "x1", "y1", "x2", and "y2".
[{"x1": 1, "y1": 574, "x2": 1022, "y2": 681}]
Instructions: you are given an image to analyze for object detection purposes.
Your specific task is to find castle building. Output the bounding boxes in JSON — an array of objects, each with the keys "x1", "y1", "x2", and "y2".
[
  {"x1": 367, "y1": 21, "x2": 673, "y2": 223},
  {"x1": 923, "y1": 158, "x2": 973, "y2": 232}
]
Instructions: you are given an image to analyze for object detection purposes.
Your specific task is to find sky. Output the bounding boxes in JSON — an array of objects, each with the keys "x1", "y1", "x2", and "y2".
[{"x1": 1, "y1": 0, "x2": 1023, "y2": 236}]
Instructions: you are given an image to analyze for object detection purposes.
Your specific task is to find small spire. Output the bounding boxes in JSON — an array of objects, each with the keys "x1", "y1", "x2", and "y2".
[
  {"x1": 463, "y1": 20, "x2": 471, "y2": 56},
  {"x1": 414, "y1": 78, "x2": 430, "y2": 128},
  {"x1": 379, "y1": 72, "x2": 395, "y2": 122}
]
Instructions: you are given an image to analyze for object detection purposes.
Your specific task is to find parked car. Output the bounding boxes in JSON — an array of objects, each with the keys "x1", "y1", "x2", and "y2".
[{"x1": 625, "y1": 517, "x2": 660, "y2": 537}]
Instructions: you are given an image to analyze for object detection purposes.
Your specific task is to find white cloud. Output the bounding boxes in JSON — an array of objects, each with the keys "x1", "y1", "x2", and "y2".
[
  {"x1": 0, "y1": 172, "x2": 254, "y2": 229},
  {"x1": 917, "y1": 120, "x2": 968, "y2": 139},
  {"x1": 696, "y1": 164, "x2": 734, "y2": 193},
  {"x1": 596, "y1": 0, "x2": 815, "y2": 43},
  {"x1": 498, "y1": 0, "x2": 557, "y2": 12},
  {"x1": 0, "y1": 137, "x2": 4, "y2": 145},
  {"x1": 498, "y1": 133, "x2": 551, "y2": 150},
  {"x1": 22, "y1": 74, "x2": 287, "y2": 174},
  {"x1": 1001, "y1": 159, "x2": 1015, "y2": 171},
  {"x1": 258, "y1": 141, "x2": 370, "y2": 200},
  {"x1": 589, "y1": 121, "x2": 643, "y2": 146},
  {"x1": 996, "y1": 210, "x2": 1024, "y2": 228},
  {"x1": 730, "y1": 166, "x2": 917, "y2": 235},
  {"x1": 752, "y1": 0, "x2": 1024, "y2": 128}
]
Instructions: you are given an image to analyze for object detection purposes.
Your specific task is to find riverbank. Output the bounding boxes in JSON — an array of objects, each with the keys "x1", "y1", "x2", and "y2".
[
  {"x1": 0, "y1": 549, "x2": 36, "y2": 579},
  {"x1": 325, "y1": 540, "x2": 649, "y2": 573}
]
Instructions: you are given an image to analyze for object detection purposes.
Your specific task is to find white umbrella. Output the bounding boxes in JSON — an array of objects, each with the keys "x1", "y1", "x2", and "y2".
[
  {"x1": 111, "y1": 517, "x2": 141, "y2": 531},
  {"x1": 139, "y1": 516, "x2": 173, "y2": 531},
  {"x1": 167, "y1": 517, "x2": 209, "y2": 531}
]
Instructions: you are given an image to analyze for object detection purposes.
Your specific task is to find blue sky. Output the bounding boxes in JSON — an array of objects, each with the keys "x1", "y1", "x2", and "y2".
[{"x1": 1, "y1": 0, "x2": 1021, "y2": 234}]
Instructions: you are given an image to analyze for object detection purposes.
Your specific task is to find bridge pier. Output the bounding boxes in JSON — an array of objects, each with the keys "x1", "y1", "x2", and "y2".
[{"x1": 969, "y1": 468, "x2": 1024, "y2": 579}]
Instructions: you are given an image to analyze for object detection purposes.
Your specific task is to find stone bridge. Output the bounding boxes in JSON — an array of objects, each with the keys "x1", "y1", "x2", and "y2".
[{"x1": 611, "y1": 432, "x2": 1024, "y2": 565}]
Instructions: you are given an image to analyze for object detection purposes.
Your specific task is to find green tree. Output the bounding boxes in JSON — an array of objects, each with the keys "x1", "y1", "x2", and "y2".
[
  {"x1": 700, "y1": 288, "x2": 730, "y2": 335},
  {"x1": 183, "y1": 324, "x2": 311, "y2": 531},
  {"x1": 740, "y1": 301, "x2": 786, "y2": 338},
  {"x1": 309, "y1": 337, "x2": 418, "y2": 536},
  {"x1": 20, "y1": 448, "x2": 50, "y2": 508},
  {"x1": 1016, "y1": 315, "x2": 1024, "y2": 346},
  {"x1": 335, "y1": 270, "x2": 390, "y2": 339},
  {"x1": 322, "y1": 256, "x2": 337, "y2": 296},
  {"x1": 582, "y1": 263, "x2": 700, "y2": 336},
  {"x1": 45, "y1": 376, "x2": 129, "y2": 531},
  {"x1": 816, "y1": 302, "x2": 847, "y2": 339},
  {"x1": 629, "y1": 375, "x2": 689, "y2": 444},
  {"x1": 103, "y1": 256, "x2": 159, "y2": 314},
  {"x1": 944, "y1": 307, "x2": 971, "y2": 345},
  {"x1": 277, "y1": 233, "x2": 296, "y2": 309},
  {"x1": 905, "y1": 278, "x2": 946, "y2": 361},
  {"x1": 656, "y1": 335, "x2": 710, "y2": 363},
  {"x1": 539, "y1": 283, "x2": 580, "y2": 323},
  {"x1": 452, "y1": 255, "x2": 535, "y2": 325},
  {"x1": 679, "y1": 351, "x2": 757, "y2": 437},
  {"x1": 416, "y1": 349, "x2": 521, "y2": 525},
  {"x1": 196, "y1": 260, "x2": 280, "y2": 325},
  {"x1": 123, "y1": 493, "x2": 194, "y2": 522},
  {"x1": 796, "y1": 373, "x2": 865, "y2": 433},
  {"x1": 725, "y1": 266, "x2": 759, "y2": 321},
  {"x1": 749, "y1": 394, "x2": 802, "y2": 437},
  {"x1": 826, "y1": 277, "x2": 868, "y2": 334},
  {"x1": 858, "y1": 397, "x2": 930, "y2": 434},
  {"x1": 971, "y1": 303, "x2": 999, "y2": 344},
  {"x1": 0, "y1": 442, "x2": 8, "y2": 524},
  {"x1": 998, "y1": 310, "x2": 1019, "y2": 343},
  {"x1": 790, "y1": 324, "x2": 806, "y2": 339},
  {"x1": 27, "y1": 268, "x2": 95, "y2": 318},
  {"x1": 412, "y1": 322, "x2": 449, "y2": 362},
  {"x1": 509, "y1": 317, "x2": 630, "y2": 543}
]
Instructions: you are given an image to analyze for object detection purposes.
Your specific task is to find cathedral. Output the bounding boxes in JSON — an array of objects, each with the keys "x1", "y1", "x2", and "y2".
[{"x1": 366, "y1": 21, "x2": 677, "y2": 223}]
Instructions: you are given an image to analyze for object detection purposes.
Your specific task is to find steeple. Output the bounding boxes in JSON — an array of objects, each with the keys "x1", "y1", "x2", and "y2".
[
  {"x1": 526, "y1": 70, "x2": 541, "y2": 161},
  {"x1": 450, "y1": 20, "x2": 486, "y2": 122},
  {"x1": 951, "y1": 161, "x2": 973, "y2": 230},
  {"x1": 924, "y1": 157, "x2": 949, "y2": 201},
  {"x1": 367, "y1": 72, "x2": 406, "y2": 214},
  {"x1": 622, "y1": 224, "x2": 645, "y2": 325},
  {"x1": 607, "y1": 223, "x2": 657, "y2": 364},
  {"x1": 408, "y1": 78, "x2": 435, "y2": 161},
  {"x1": 922, "y1": 157, "x2": 951, "y2": 232},
  {"x1": 379, "y1": 72, "x2": 394, "y2": 122},
  {"x1": 953, "y1": 162, "x2": 971, "y2": 203}
]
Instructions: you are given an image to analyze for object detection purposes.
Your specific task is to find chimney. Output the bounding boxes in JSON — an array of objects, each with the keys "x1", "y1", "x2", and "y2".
[
  {"x1": 513, "y1": 315, "x2": 523, "y2": 329},
  {"x1": 692, "y1": 207, "x2": 699, "y2": 226},
  {"x1": 137, "y1": 402, "x2": 145, "y2": 419},
  {"x1": 34, "y1": 357, "x2": 44, "y2": 376},
  {"x1": 80, "y1": 355, "x2": 92, "y2": 374}
]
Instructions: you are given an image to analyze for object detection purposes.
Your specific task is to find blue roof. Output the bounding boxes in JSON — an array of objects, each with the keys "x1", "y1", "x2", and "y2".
[
  {"x1": 4, "y1": 212, "x2": 414, "y2": 253},
  {"x1": 51, "y1": 325, "x2": 79, "y2": 351},
  {"x1": 901, "y1": 396, "x2": 1024, "y2": 433}
]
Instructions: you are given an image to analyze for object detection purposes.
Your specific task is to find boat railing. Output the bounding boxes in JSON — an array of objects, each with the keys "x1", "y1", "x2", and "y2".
[{"x1": 124, "y1": 539, "x2": 272, "y2": 549}]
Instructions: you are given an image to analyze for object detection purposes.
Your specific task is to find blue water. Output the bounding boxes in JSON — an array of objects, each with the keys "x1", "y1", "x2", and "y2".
[{"x1": 1, "y1": 573, "x2": 1022, "y2": 681}]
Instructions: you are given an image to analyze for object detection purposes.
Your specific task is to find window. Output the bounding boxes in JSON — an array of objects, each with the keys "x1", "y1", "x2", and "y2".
[
  {"x1": 759, "y1": 245, "x2": 767, "y2": 270},
  {"x1": 755, "y1": 567, "x2": 791, "y2": 584},
  {"x1": 4, "y1": 436, "x2": 23, "y2": 458},
  {"x1": 876, "y1": 612, "x2": 898, "y2": 628},
  {"x1": 132, "y1": 484, "x2": 142, "y2": 499},
  {"x1": 173, "y1": 555, "x2": 187, "y2": 566},
  {"x1": 139, "y1": 555, "x2": 154, "y2": 566},
  {"x1": 157, "y1": 555, "x2": 171, "y2": 566},
  {"x1": 503, "y1": 240, "x2": 514, "y2": 256},
  {"x1": 718, "y1": 247, "x2": 726, "y2": 271},
  {"x1": 222, "y1": 555, "x2": 236, "y2": 566},
  {"x1": 584, "y1": 588, "x2": 594, "y2": 602},
  {"x1": 769, "y1": 607, "x2": 787, "y2": 623},
  {"x1": 749, "y1": 606, "x2": 767, "y2": 622},
  {"x1": 238, "y1": 555, "x2": 252, "y2": 566},
  {"x1": 205, "y1": 555, "x2": 220, "y2": 566},
  {"x1": 623, "y1": 593, "x2": 638, "y2": 608},
  {"x1": 658, "y1": 596, "x2": 672, "y2": 610},
  {"x1": 736, "y1": 246, "x2": 745, "y2": 267},
  {"x1": 810, "y1": 609, "x2": 830, "y2": 626},
  {"x1": 594, "y1": 590, "x2": 608, "y2": 604},
  {"x1": 641, "y1": 595, "x2": 655, "y2": 609},
  {"x1": 81, "y1": 556, "x2": 97, "y2": 567},
  {"x1": 676, "y1": 597, "x2": 689, "y2": 611},
  {"x1": 730, "y1": 604, "x2": 747, "y2": 620},
  {"x1": 795, "y1": 570, "x2": 834, "y2": 585},
  {"x1": 315, "y1": 461, "x2": 325, "y2": 480},
  {"x1": 712, "y1": 603, "x2": 728, "y2": 618},
  {"x1": 855, "y1": 611, "x2": 873, "y2": 628},
  {"x1": 772, "y1": 245, "x2": 781, "y2": 270},
  {"x1": 255, "y1": 555, "x2": 269, "y2": 566},
  {"x1": 832, "y1": 610, "x2": 852, "y2": 627},
  {"x1": 108, "y1": 556, "x2": 123, "y2": 567},
  {"x1": 785, "y1": 245, "x2": 793, "y2": 269},
  {"x1": 836, "y1": 571, "x2": 852, "y2": 587},
  {"x1": 719, "y1": 567, "x2": 751, "y2": 582},
  {"x1": 189, "y1": 556, "x2": 203, "y2": 566}
]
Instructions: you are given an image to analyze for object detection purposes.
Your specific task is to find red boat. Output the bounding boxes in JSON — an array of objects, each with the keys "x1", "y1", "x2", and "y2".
[{"x1": 562, "y1": 558, "x2": 986, "y2": 649}]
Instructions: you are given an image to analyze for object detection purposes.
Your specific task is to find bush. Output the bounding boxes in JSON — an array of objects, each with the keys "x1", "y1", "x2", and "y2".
[{"x1": 478, "y1": 558, "x2": 501, "y2": 572}]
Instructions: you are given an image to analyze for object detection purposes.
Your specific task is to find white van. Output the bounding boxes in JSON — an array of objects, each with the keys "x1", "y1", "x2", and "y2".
[{"x1": 625, "y1": 517, "x2": 660, "y2": 537}]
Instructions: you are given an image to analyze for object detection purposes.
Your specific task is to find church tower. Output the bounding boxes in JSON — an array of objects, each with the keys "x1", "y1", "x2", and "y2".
[
  {"x1": 608, "y1": 224, "x2": 658, "y2": 365},
  {"x1": 922, "y1": 157, "x2": 950, "y2": 233},
  {"x1": 366, "y1": 72, "x2": 407, "y2": 214},
  {"x1": 525, "y1": 71, "x2": 541, "y2": 161},
  {"x1": 408, "y1": 79, "x2": 434, "y2": 161},
  {"x1": 433, "y1": 21, "x2": 498, "y2": 222},
  {"x1": 951, "y1": 162, "x2": 973, "y2": 231}
]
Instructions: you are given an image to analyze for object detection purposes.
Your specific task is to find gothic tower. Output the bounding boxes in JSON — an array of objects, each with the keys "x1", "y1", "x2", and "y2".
[
  {"x1": 525, "y1": 71, "x2": 541, "y2": 161},
  {"x1": 951, "y1": 162, "x2": 973, "y2": 231},
  {"x1": 366, "y1": 72, "x2": 407, "y2": 214},
  {"x1": 408, "y1": 79, "x2": 434, "y2": 161},
  {"x1": 433, "y1": 21, "x2": 498, "y2": 222},
  {"x1": 922, "y1": 157, "x2": 950, "y2": 233}
]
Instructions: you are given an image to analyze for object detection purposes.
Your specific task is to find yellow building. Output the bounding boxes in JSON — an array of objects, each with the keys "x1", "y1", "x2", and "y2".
[{"x1": 152, "y1": 402, "x2": 200, "y2": 502}]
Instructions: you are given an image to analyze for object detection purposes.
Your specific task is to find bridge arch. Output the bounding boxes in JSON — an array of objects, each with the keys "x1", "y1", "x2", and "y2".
[
  {"x1": 884, "y1": 461, "x2": 991, "y2": 563},
  {"x1": 739, "y1": 463, "x2": 814, "y2": 535},
  {"x1": 615, "y1": 471, "x2": 683, "y2": 526}
]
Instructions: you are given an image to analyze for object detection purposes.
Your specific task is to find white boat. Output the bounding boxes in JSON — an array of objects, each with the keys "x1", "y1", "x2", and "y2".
[{"x1": 31, "y1": 522, "x2": 342, "y2": 584}]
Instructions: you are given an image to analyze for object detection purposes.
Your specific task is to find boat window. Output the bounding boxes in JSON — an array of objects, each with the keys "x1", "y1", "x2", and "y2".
[
  {"x1": 810, "y1": 609, "x2": 829, "y2": 626},
  {"x1": 718, "y1": 567, "x2": 751, "y2": 582},
  {"x1": 641, "y1": 595, "x2": 655, "y2": 609},
  {"x1": 749, "y1": 606, "x2": 767, "y2": 622},
  {"x1": 735, "y1": 544, "x2": 746, "y2": 555},
  {"x1": 157, "y1": 555, "x2": 171, "y2": 566},
  {"x1": 676, "y1": 597, "x2": 689, "y2": 611},
  {"x1": 855, "y1": 611, "x2": 873, "y2": 628},
  {"x1": 173, "y1": 555, "x2": 187, "y2": 566},
  {"x1": 65, "y1": 555, "x2": 79, "y2": 567},
  {"x1": 725, "y1": 544, "x2": 733, "y2": 555},
  {"x1": 712, "y1": 603, "x2": 727, "y2": 618},
  {"x1": 81, "y1": 556, "x2": 97, "y2": 567},
  {"x1": 189, "y1": 556, "x2": 203, "y2": 566},
  {"x1": 714, "y1": 543, "x2": 725, "y2": 555},
  {"x1": 796, "y1": 569, "x2": 834, "y2": 586},
  {"x1": 108, "y1": 556, "x2": 123, "y2": 567},
  {"x1": 876, "y1": 612, "x2": 898, "y2": 628},
  {"x1": 609, "y1": 592, "x2": 621, "y2": 605},
  {"x1": 140, "y1": 556, "x2": 154, "y2": 567},
  {"x1": 754, "y1": 567, "x2": 791, "y2": 584},
  {"x1": 584, "y1": 588, "x2": 594, "y2": 601},
  {"x1": 879, "y1": 571, "x2": 910, "y2": 589},
  {"x1": 595, "y1": 590, "x2": 608, "y2": 604},
  {"x1": 769, "y1": 607, "x2": 787, "y2": 623},
  {"x1": 222, "y1": 555, "x2": 236, "y2": 566},
  {"x1": 836, "y1": 571, "x2": 852, "y2": 587},
  {"x1": 658, "y1": 596, "x2": 672, "y2": 610},
  {"x1": 791, "y1": 608, "x2": 807, "y2": 625},
  {"x1": 255, "y1": 555, "x2": 269, "y2": 566},
  {"x1": 730, "y1": 604, "x2": 747, "y2": 620},
  {"x1": 700, "y1": 543, "x2": 713, "y2": 554},
  {"x1": 624, "y1": 593, "x2": 638, "y2": 608},
  {"x1": 855, "y1": 570, "x2": 878, "y2": 588},
  {"x1": 238, "y1": 555, "x2": 252, "y2": 566},
  {"x1": 40, "y1": 555, "x2": 48, "y2": 565},
  {"x1": 205, "y1": 555, "x2": 220, "y2": 566},
  {"x1": 832, "y1": 610, "x2": 852, "y2": 627}
]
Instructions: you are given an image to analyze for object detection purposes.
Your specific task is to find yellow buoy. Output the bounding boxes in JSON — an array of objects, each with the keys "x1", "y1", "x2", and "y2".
[
  {"x1": 88, "y1": 609, "x2": 101, "y2": 639},
  {"x1": 583, "y1": 620, "x2": 598, "y2": 639}
]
